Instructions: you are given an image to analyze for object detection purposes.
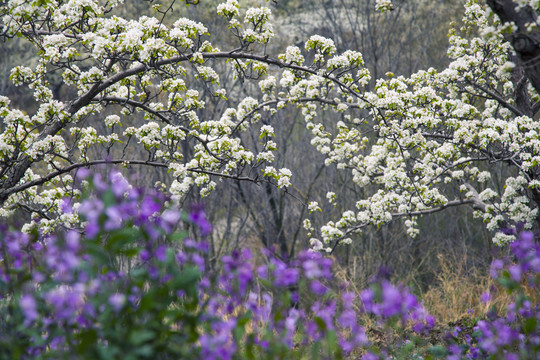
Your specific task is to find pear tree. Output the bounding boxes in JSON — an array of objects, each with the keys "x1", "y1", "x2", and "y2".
[{"x1": 1, "y1": 0, "x2": 539, "y2": 249}]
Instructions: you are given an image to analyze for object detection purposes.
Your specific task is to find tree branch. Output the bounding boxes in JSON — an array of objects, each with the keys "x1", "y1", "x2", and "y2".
[
  {"x1": 0, "y1": 50, "x2": 371, "y2": 204},
  {"x1": 2, "y1": 159, "x2": 260, "y2": 199}
]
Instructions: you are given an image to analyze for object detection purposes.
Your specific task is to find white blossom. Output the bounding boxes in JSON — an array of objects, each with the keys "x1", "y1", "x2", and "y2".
[{"x1": 308, "y1": 201, "x2": 321, "y2": 213}]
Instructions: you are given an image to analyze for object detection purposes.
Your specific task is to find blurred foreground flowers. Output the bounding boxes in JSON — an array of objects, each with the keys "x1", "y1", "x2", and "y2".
[{"x1": 0, "y1": 170, "x2": 537, "y2": 359}]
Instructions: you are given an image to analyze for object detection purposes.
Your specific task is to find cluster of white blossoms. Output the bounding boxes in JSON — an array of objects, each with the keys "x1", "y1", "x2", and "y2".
[
  {"x1": 278, "y1": 46, "x2": 305, "y2": 65},
  {"x1": 327, "y1": 50, "x2": 364, "y2": 70},
  {"x1": 305, "y1": 35, "x2": 337, "y2": 63},
  {"x1": 294, "y1": 1, "x2": 540, "y2": 246},
  {"x1": 261, "y1": 166, "x2": 293, "y2": 189},
  {"x1": 1, "y1": 0, "x2": 540, "y2": 247},
  {"x1": 217, "y1": 0, "x2": 240, "y2": 19},
  {"x1": 515, "y1": 0, "x2": 540, "y2": 11},
  {"x1": 375, "y1": 0, "x2": 394, "y2": 12},
  {"x1": 242, "y1": 7, "x2": 274, "y2": 43}
]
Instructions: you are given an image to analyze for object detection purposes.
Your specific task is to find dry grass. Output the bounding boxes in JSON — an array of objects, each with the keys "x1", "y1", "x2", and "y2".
[
  {"x1": 333, "y1": 250, "x2": 539, "y2": 328},
  {"x1": 422, "y1": 254, "x2": 515, "y2": 325}
]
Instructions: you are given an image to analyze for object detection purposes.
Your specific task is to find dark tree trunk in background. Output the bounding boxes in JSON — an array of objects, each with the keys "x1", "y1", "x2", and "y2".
[
  {"x1": 487, "y1": 1, "x2": 540, "y2": 218},
  {"x1": 487, "y1": 0, "x2": 540, "y2": 95}
]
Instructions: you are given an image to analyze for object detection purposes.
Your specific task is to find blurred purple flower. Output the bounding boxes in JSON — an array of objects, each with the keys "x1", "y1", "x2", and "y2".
[
  {"x1": 160, "y1": 208, "x2": 181, "y2": 232},
  {"x1": 505, "y1": 353, "x2": 519, "y2": 360},
  {"x1": 302, "y1": 258, "x2": 322, "y2": 279},
  {"x1": 44, "y1": 285, "x2": 85, "y2": 323},
  {"x1": 154, "y1": 245, "x2": 168, "y2": 262},
  {"x1": 93, "y1": 173, "x2": 108, "y2": 192},
  {"x1": 175, "y1": 250, "x2": 187, "y2": 265},
  {"x1": 226, "y1": 248, "x2": 246, "y2": 266},
  {"x1": 258, "y1": 293, "x2": 273, "y2": 323},
  {"x1": 109, "y1": 293, "x2": 126, "y2": 312},
  {"x1": 140, "y1": 196, "x2": 161, "y2": 220},
  {"x1": 189, "y1": 204, "x2": 212, "y2": 236},
  {"x1": 381, "y1": 281, "x2": 403, "y2": 317},
  {"x1": 353, "y1": 327, "x2": 369, "y2": 346},
  {"x1": 140, "y1": 249, "x2": 150, "y2": 262},
  {"x1": 338, "y1": 309, "x2": 357, "y2": 328},
  {"x1": 191, "y1": 253, "x2": 205, "y2": 272},
  {"x1": 75, "y1": 167, "x2": 91, "y2": 181},
  {"x1": 339, "y1": 338, "x2": 353, "y2": 354},
  {"x1": 312, "y1": 300, "x2": 336, "y2": 331},
  {"x1": 65, "y1": 230, "x2": 80, "y2": 251},
  {"x1": 481, "y1": 292, "x2": 492, "y2": 303},
  {"x1": 257, "y1": 265, "x2": 267, "y2": 279},
  {"x1": 256, "y1": 339, "x2": 269, "y2": 349},
  {"x1": 199, "y1": 319, "x2": 236, "y2": 360},
  {"x1": 511, "y1": 231, "x2": 534, "y2": 260},
  {"x1": 20, "y1": 294, "x2": 38, "y2": 325},
  {"x1": 60, "y1": 198, "x2": 72, "y2": 214},
  {"x1": 508, "y1": 264, "x2": 522, "y2": 282},
  {"x1": 447, "y1": 344, "x2": 462, "y2": 360},
  {"x1": 360, "y1": 288, "x2": 374, "y2": 313},
  {"x1": 490, "y1": 259, "x2": 504, "y2": 278},
  {"x1": 468, "y1": 346, "x2": 479, "y2": 359},
  {"x1": 361, "y1": 351, "x2": 379, "y2": 360},
  {"x1": 104, "y1": 206, "x2": 124, "y2": 231},
  {"x1": 110, "y1": 171, "x2": 131, "y2": 198},
  {"x1": 283, "y1": 308, "x2": 302, "y2": 348},
  {"x1": 310, "y1": 280, "x2": 327, "y2": 295}
]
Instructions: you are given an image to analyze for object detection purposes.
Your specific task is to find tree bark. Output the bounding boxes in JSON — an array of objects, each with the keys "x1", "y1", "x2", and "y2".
[{"x1": 486, "y1": 0, "x2": 540, "y2": 95}]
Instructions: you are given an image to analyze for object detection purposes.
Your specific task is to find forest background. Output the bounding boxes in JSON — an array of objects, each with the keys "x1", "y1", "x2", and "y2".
[{"x1": 1, "y1": 0, "x2": 536, "y2": 325}]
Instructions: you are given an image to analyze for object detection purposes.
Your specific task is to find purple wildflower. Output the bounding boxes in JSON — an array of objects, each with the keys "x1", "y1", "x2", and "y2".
[
  {"x1": 338, "y1": 309, "x2": 357, "y2": 328},
  {"x1": 271, "y1": 259, "x2": 299, "y2": 287},
  {"x1": 490, "y1": 259, "x2": 504, "y2": 278},
  {"x1": 160, "y1": 208, "x2": 181, "y2": 232},
  {"x1": 310, "y1": 280, "x2": 327, "y2": 295},
  {"x1": 189, "y1": 204, "x2": 212, "y2": 236},
  {"x1": 109, "y1": 293, "x2": 126, "y2": 312},
  {"x1": 154, "y1": 245, "x2": 168, "y2": 262},
  {"x1": 481, "y1": 291, "x2": 492, "y2": 303},
  {"x1": 508, "y1": 264, "x2": 522, "y2": 282},
  {"x1": 75, "y1": 167, "x2": 91, "y2": 181},
  {"x1": 361, "y1": 351, "x2": 379, "y2": 360},
  {"x1": 139, "y1": 195, "x2": 161, "y2": 220},
  {"x1": 110, "y1": 171, "x2": 131, "y2": 198},
  {"x1": 140, "y1": 249, "x2": 150, "y2": 262},
  {"x1": 20, "y1": 294, "x2": 38, "y2": 325},
  {"x1": 60, "y1": 198, "x2": 72, "y2": 213}
]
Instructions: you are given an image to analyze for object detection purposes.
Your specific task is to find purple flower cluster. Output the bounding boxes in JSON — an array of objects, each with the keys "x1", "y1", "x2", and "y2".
[
  {"x1": 76, "y1": 169, "x2": 177, "y2": 240},
  {"x1": 1, "y1": 169, "x2": 538, "y2": 360},
  {"x1": 475, "y1": 318, "x2": 521, "y2": 356},
  {"x1": 0, "y1": 225, "x2": 30, "y2": 281},
  {"x1": 444, "y1": 231, "x2": 540, "y2": 359},
  {"x1": 478, "y1": 232, "x2": 540, "y2": 358},
  {"x1": 0, "y1": 170, "x2": 199, "y2": 357},
  {"x1": 360, "y1": 280, "x2": 435, "y2": 334}
]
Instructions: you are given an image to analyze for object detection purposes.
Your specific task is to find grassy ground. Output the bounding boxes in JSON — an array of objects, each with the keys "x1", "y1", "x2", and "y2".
[{"x1": 330, "y1": 249, "x2": 539, "y2": 357}]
